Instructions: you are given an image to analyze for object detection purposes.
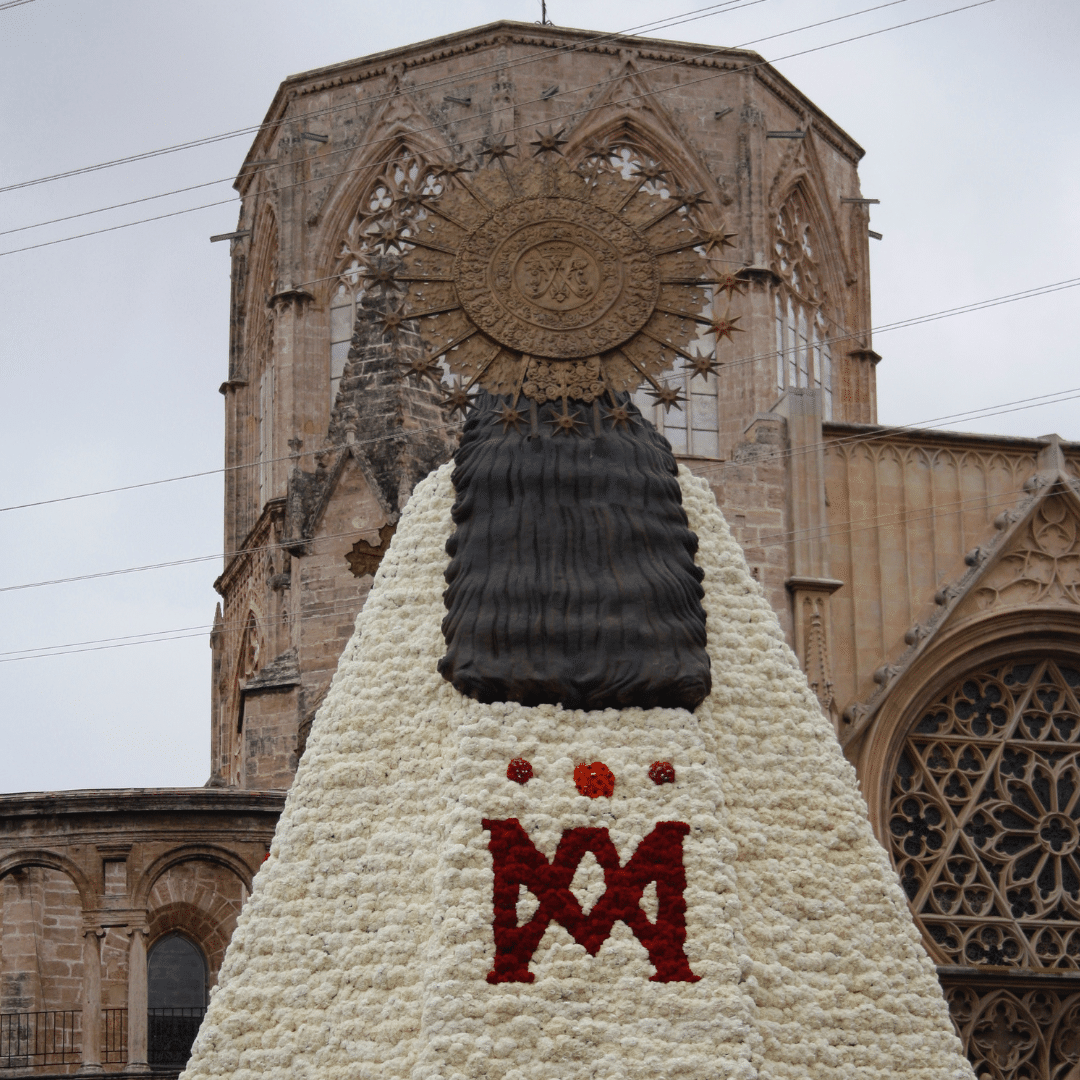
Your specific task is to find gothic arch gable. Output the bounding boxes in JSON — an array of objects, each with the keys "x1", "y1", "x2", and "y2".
[
  {"x1": 768, "y1": 136, "x2": 851, "y2": 303},
  {"x1": 844, "y1": 468, "x2": 1080, "y2": 750},
  {"x1": 312, "y1": 125, "x2": 446, "y2": 302}
]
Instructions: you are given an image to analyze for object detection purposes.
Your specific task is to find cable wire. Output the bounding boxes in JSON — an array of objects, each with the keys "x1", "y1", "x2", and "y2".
[
  {"x1": 0, "y1": 272, "x2": 1072, "y2": 517},
  {"x1": 0, "y1": 0, "x2": 776, "y2": 198},
  {"x1": 1, "y1": 373, "x2": 1076, "y2": 596},
  {"x1": 0, "y1": 479, "x2": 1054, "y2": 663},
  {"x1": 0, "y1": 0, "x2": 990, "y2": 257}
]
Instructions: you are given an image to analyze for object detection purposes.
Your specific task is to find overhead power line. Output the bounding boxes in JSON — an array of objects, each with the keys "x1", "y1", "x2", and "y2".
[
  {"x1": 0, "y1": 477, "x2": 1055, "y2": 664},
  {"x1": 0, "y1": 271, "x2": 1073, "y2": 518},
  {"x1": 0, "y1": 0, "x2": 991, "y2": 257},
  {"x1": 0, "y1": 0, "x2": 776, "y2": 198},
  {"x1": 1, "y1": 372, "x2": 1075, "y2": 598}
]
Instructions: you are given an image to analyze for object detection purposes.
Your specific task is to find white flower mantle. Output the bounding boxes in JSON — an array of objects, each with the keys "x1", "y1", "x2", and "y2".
[{"x1": 181, "y1": 465, "x2": 974, "y2": 1080}]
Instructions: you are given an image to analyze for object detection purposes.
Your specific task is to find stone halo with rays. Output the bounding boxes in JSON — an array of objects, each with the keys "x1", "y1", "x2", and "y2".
[{"x1": 359, "y1": 133, "x2": 740, "y2": 419}]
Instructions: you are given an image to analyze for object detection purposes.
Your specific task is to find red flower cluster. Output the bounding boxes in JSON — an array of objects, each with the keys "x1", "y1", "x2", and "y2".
[
  {"x1": 648, "y1": 761, "x2": 676, "y2": 786},
  {"x1": 506, "y1": 757, "x2": 534, "y2": 785},
  {"x1": 573, "y1": 761, "x2": 615, "y2": 798}
]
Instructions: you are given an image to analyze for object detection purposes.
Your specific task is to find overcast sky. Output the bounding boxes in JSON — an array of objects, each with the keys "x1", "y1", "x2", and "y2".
[{"x1": 0, "y1": 0, "x2": 1076, "y2": 794}]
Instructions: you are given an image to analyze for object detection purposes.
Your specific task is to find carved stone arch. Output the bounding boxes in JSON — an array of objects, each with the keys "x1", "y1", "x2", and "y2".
[
  {"x1": 770, "y1": 177, "x2": 847, "y2": 313},
  {"x1": 238, "y1": 205, "x2": 279, "y2": 386},
  {"x1": 146, "y1": 910, "x2": 222, "y2": 986},
  {"x1": 768, "y1": 133, "x2": 852, "y2": 294},
  {"x1": 133, "y1": 845, "x2": 256, "y2": 910},
  {"x1": 311, "y1": 132, "x2": 447, "y2": 306},
  {"x1": 0, "y1": 850, "x2": 95, "y2": 911},
  {"x1": 567, "y1": 115, "x2": 726, "y2": 223},
  {"x1": 860, "y1": 607, "x2": 1080, "y2": 842}
]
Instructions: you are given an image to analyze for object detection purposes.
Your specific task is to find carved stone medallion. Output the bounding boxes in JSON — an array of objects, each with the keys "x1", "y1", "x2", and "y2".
[
  {"x1": 455, "y1": 196, "x2": 658, "y2": 359},
  {"x1": 353, "y1": 146, "x2": 737, "y2": 409}
]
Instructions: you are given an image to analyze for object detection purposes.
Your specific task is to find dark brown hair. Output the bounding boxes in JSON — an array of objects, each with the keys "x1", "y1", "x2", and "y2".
[{"x1": 439, "y1": 393, "x2": 710, "y2": 712}]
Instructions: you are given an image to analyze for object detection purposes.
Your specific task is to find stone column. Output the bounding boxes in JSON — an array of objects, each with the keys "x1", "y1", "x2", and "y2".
[
  {"x1": 123, "y1": 928, "x2": 151, "y2": 1074},
  {"x1": 76, "y1": 928, "x2": 104, "y2": 1075}
]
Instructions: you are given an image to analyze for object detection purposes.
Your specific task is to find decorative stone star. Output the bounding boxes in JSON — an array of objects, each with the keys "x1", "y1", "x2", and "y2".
[
  {"x1": 442, "y1": 380, "x2": 474, "y2": 415},
  {"x1": 370, "y1": 217, "x2": 410, "y2": 253},
  {"x1": 529, "y1": 126, "x2": 568, "y2": 158},
  {"x1": 545, "y1": 406, "x2": 587, "y2": 436},
  {"x1": 480, "y1": 136, "x2": 516, "y2": 163},
  {"x1": 633, "y1": 162, "x2": 667, "y2": 185},
  {"x1": 605, "y1": 403, "x2": 634, "y2": 430},
  {"x1": 688, "y1": 355, "x2": 720, "y2": 381},
  {"x1": 699, "y1": 228, "x2": 738, "y2": 255},
  {"x1": 648, "y1": 384, "x2": 684, "y2": 412},
  {"x1": 714, "y1": 270, "x2": 747, "y2": 298},
  {"x1": 708, "y1": 313, "x2": 745, "y2": 343},
  {"x1": 401, "y1": 354, "x2": 442, "y2": 383},
  {"x1": 496, "y1": 402, "x2": 529, "y2": 433},
  {"x1": 379, "y1": 306, "x2": 408, "y2": 334},
  {"x1": 675, "y1": 189, "x2": 711, "y2": 214}
]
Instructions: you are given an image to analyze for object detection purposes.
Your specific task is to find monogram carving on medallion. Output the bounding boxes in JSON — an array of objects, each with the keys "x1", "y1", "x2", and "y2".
[{"x1": 343, "y1": 136, "x2": 739, "y2": 410}]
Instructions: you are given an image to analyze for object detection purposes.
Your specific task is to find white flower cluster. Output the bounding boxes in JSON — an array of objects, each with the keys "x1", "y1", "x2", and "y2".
[{"x1": 181, "y1": 465, "x2": 973, "y2": 1080}]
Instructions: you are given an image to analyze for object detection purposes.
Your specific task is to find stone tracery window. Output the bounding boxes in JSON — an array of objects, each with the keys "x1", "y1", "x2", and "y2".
[
  {"x1": 581, "y1": 142, "x2": 722, "y2": 458},
  {"x1": 888, "y1": 656, "x2": 1080, "y2": 1076},
  {"x1": 329, "y1": 150, "x2": 445, "y2": 405},
  {"x1": 772, "y1": 189, "x2": 832, "y2": 419},
  {"x1": 943, "y1": 984, "x2": 1080, "y2": 1080}
]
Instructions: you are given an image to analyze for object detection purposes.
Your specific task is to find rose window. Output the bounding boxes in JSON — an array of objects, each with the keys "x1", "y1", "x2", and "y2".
[{"x1": 888, "y1": 658, "x2": 1080, "y2": 970}]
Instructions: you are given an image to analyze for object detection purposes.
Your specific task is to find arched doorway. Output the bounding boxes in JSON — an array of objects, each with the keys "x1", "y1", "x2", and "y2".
[{"x1": 147, "y1": 934, "x2": 207, "y2": 1068}]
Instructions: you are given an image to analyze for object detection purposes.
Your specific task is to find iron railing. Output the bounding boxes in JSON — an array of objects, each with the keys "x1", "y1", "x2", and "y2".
[
  {"x1": 148, "y1": 1007, "x2": 205, "y2": 1068},
  {"x1": 103, "y1": 1008, "x2": 127, "y2": 1064},
  {"x1": 0, "y1": 1010, "x2": 79, "y2": 1067}
]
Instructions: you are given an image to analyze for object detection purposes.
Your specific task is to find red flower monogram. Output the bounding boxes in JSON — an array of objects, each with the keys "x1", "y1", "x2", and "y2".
[{"x1": 482, "y1": 818, "x2": 700, "y2": 984}]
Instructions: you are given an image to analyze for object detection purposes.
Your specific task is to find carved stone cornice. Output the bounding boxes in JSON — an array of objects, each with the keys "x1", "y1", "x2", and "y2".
[{"x1": 786, "y1": 576, "x2": 845, "y2": 595}]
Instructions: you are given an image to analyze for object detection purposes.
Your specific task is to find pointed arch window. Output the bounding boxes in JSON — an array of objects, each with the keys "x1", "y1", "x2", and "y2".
[
  {"x1": 585, "y1": 142, "x2": 721, "y2": 458},
  {"x1": 772, "y1": 190, "x2": 832, "y2": 419},
  {"x1": 330, "y1": 150, "x2": 446, "y2": 406}
]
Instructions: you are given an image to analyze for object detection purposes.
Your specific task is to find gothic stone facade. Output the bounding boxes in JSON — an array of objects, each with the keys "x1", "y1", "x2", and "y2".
[{"x1": 2, "y1": 21, "x2": 1079, "y2": 1080}]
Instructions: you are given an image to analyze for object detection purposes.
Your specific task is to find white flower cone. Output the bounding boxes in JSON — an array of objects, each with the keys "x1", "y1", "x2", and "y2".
[{"x1": 181, "y1": 464, "x2": 974, "y2": 1080}]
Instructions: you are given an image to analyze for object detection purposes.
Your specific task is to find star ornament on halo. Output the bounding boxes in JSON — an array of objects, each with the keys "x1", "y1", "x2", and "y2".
[
  {"x1": 496, "y1": 402, "x2": 529, "y2": 433},
  {"x1": 699, "y1": 227, "x2": 738, "y2": 256},
  {"x1": 529, "y1": 126, "x2": 568, "y2": 158},
  {"x1": 480, "y1": 135, "x2": 516, "y2": 163},
  {"x1": 675, "y1": 189, "x2": 711, "y2": 215},
  {"x1": 714, "y1": 270, "x2": 748, "y2": 299},
  {"x1": 648, "y1": 384, "x2": 685, "y2": 412},
  {"x1": 708, "y1": 312, "x2": 745, "y2": 343},
  {"x1": 688, "y1": 355, "x2": 720, "y2": 382},
  {"x1": 370, "y1": 217, "x2": 411, "y2": 253},
  {"x1": 378, "y1": 306, "x2": 409, "y2": 335},
  {"x1": 361, "y1": 259, "x2": 400, "y2": 292},
  {"x1": 401, "y1": 353, "x2": 443, "y2": 384},
  {"x1": 604, "y1": 402, "x2": 635, "y2": 430},
  {"x1": 632, "y1": 162, "x2": 667, "y2": 185},
  {"x1": 545, "y1": 404, "x2": 588, "y2": 436},
  {"x1": 442, "y1": 379, "x2": 475, "y2": 416}
]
